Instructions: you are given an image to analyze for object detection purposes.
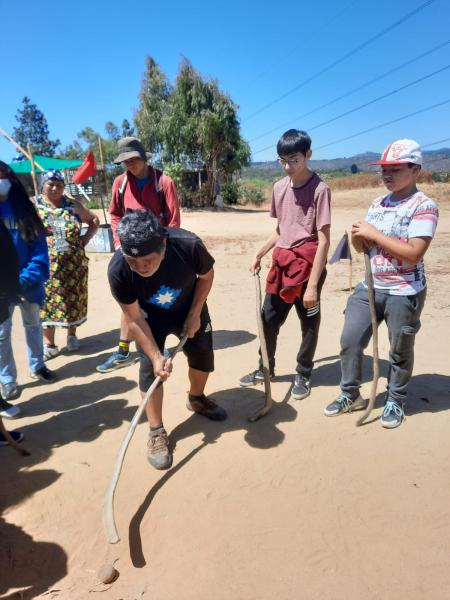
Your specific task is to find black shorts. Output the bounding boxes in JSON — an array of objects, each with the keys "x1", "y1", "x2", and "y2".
[{"x1": 137, "y1": 305, "x2": 214, "y2": 391}]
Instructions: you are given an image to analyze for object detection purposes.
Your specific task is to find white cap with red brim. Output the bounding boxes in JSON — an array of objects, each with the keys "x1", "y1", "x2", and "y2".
[{"x1": 368, "y1": 139, "x2": 422, "y2": 166}]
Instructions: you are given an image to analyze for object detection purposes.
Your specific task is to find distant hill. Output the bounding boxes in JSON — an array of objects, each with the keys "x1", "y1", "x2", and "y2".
[{"x1": 245, "y1": 148, "x2": 450, "y2": 181}]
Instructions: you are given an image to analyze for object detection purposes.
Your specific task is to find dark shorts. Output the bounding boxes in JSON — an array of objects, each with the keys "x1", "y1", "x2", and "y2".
[{"x1": 137, "y1": 305, "x2": 214, "y2": 391}]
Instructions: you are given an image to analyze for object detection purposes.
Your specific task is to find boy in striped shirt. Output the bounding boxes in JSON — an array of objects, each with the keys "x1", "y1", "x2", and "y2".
[{"x1": 324, "y1": 139, "x2": 439, "y2": 428}]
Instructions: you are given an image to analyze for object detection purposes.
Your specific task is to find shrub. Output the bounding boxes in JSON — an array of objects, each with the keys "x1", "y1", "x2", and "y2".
[
  {"x1": 221, "y1": 181, "x2": 240, "y2": 204},
  {"x1": 239, "y1": 183, "x2": 266, "y2": 206}
]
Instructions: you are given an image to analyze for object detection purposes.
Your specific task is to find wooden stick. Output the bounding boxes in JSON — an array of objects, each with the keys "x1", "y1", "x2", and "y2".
[
  {"x1": 0, "y1": 416, "x2": 30, "y2": 456},
  {"x1": 28, "y1": 144, "x2": 39, "y2": 196},
  {"x1": 356, "y1": 250, "x2": 380, "y2": 426},
  {"x1": 0, "y1": 127, "x2": 46, "y2": 172},
  {"x1": 103, "y1": 334, "x2": 188, "y2": 544},
  {"x1": 248, "y1": 272, "x2": 273, "y2": 422},
  {"x1": 348, "y1": 258, "x2": 353, "y2": 293},
  {"x1": 97, "y1": 136, "x2": 109, "y2": 224}
]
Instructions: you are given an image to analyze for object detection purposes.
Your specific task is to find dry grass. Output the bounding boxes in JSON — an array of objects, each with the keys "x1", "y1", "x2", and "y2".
[
  {"x1": 328, "y1": 172, "x2": 382, "y2": 191},
  {"x1": 327, "y1": 170, "x2": 436, "y2": 191},
  {"x1": 331, "y1": 182, "x2": 450, "y2": 209}
]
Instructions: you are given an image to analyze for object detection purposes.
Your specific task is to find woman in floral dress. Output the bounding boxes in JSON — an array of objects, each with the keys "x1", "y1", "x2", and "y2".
[{"x1": 37, "y1": 170, "x2": 99, "y2": 358}]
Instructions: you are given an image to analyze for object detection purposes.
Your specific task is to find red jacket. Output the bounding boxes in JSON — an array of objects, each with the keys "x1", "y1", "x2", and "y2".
[
  {"x1": 109, "y1": 168, "x2": 181, "y2": 248},
  {"x1": 266, "y1": 241, "x2": 319, "y2": 303}
]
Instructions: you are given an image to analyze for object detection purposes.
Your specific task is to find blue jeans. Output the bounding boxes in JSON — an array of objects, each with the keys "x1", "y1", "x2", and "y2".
[
  {"x1": 340, "y1": 283, "x2": 426, "y2": 405},
  {"x1": 0, "y1": 300, "x2": 45, "y2": 384}
]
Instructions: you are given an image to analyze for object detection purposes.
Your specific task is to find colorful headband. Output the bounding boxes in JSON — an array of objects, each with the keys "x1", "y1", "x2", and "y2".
[
  {"x1": 43, "y1": 169, "x2": 65, "y2": 182},
  {"x1": 120, "y1": 235, "x2": 166, "y2": 257}
]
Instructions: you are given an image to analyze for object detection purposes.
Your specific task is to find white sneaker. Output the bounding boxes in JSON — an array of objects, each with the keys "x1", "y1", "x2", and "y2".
[
  {"x1": 66, "y1": 335, "x2": 81, "y2": 352},
  {"x1": 44, "y1": 344, "x2": 60, "y2": 361}
]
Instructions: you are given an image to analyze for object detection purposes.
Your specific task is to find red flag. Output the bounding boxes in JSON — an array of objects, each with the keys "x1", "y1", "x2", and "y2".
[{"x1": 72, "y1": 151, "x2": 97, "y2": 184}]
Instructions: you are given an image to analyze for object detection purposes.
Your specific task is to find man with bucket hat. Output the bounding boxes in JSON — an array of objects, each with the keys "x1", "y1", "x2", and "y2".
[{"x1": 97, "y1": 137, "x2": 181, "y2": 374}]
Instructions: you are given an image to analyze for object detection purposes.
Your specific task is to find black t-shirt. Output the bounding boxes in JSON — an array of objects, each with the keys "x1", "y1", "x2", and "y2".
[{"x1": 108, "y1": 228, "x2": 214, "y2": 324}]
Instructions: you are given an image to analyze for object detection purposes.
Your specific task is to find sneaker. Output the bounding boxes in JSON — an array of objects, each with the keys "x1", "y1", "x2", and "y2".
[
  {"x1": 30, "y1": 366, "x2": 57, "y2": 383},
  {"x1": 0, "y1": 399, "x2": 21, "y2": 419},
  {"x1": 66, "y1": 335, "x2": 80, "y2": 352},
  {"x1": 239, "y1": 369, "x2": 275, "y2": 388},
  {"x1": 291, "y1": 374, "x2": 311, "y2": 400},
  {"x1": 186, "y1": 394, "x2": 227, "y2": 421},
  {"x1": 44, "y1": 344, "x2": 60, "y2": 361},
  {"x1": 0, "y1": 429, "x2": 24, "y2": 446},
  {"x1": 380, "y1": 400, "x2": 405, "y2": 429},
  {"x1": 1, "y1": 382, "x2": 20, "y2": 401},
  {"x1": 324, "y1": 393, "x2": 367, "y2": 417},
  {"x1": 96, "y1": 351, "x2": 137, "y2": 373},
  {"x1": 147, "y1": 427, "x2": 172, "y2": 470}
]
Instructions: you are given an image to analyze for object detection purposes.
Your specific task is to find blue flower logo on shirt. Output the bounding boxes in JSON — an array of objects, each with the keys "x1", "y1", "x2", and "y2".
[{"x1": 148, "y1": 285, "x2": 182, "y2": 309}]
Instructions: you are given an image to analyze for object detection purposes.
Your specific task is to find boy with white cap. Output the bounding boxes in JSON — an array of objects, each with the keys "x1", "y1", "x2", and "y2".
[{"x1": 324, "y1": 139, "x2": 439, "y2": 428}]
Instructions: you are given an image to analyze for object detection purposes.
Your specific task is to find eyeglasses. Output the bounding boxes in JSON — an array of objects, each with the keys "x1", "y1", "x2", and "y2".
[{"x1": 278, "y1": 156, "x2": 302, "y2": 167}]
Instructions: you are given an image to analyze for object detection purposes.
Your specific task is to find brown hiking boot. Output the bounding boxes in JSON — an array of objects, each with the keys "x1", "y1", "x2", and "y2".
[
  {"x1": 147, "y1": 427, "x2": 172, "y2": 470},
  {"x1": 186, "y1": 394, "x2": 227, "y2": 421}
]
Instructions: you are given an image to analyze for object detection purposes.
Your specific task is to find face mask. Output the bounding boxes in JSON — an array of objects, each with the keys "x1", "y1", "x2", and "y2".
[{"x1": 0, "y1": 179, "x2": 12, "y2": 197}]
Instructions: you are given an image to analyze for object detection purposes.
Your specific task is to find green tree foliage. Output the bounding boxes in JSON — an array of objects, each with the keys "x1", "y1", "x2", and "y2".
[
  {"x1": 134, "y1": 56, "x2": 172, "y2": 162},
  {"x1": 13, "y1": 96, "x2": 60, "y2": 156},
  {"x1": 135, "y1": 55, "x2": 249, "y2": 205},
  {"x1": 121, "y1": 119, "x2": 135, "y2": 138}
]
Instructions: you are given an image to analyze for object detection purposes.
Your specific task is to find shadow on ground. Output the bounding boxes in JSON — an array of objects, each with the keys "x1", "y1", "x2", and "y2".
[
  {"x1": 0, "y1": 372, "x2": 139, "y2": 598},
  {"x1": 129, "y1": 384, "x2": 296, "y2": 566},
  {"x1": 212, "y1": 329, "x2": 256, "y2": 350}
]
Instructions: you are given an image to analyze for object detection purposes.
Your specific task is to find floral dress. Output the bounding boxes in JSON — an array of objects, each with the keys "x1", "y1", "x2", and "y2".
[{"x1": 37, "y1": 196, "x2": 89, "y2": 328}]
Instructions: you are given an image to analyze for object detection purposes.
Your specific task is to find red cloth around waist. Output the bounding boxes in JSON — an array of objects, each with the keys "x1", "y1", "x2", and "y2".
[{"x1": 266, "y1": 240, "x2": 318, "y2": 303}]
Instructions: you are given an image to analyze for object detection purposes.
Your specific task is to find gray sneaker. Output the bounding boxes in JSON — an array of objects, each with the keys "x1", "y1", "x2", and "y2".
[
  {"x1": 291, "y1": 374, "x2": 310, "y2": 400},
  {"x1": 380, "y1": 400, "x2": 405, "y2": 429},
  {"x1": 66, "y1": 335, "x2": 80, "y2": 352},
  {"x1": 324, "y1": 393, "x2": 367, "y2": 417},
  {"x1": 1, "y1": 382, "x2": 20, "y2": 401},
  {"x1": 0, "y1": 399, "x2": 21, "y2": 419},
  {"x1": 96, "y1": 351, "x2": 138, "y2": 374},
  {"x1": 147, "y1": 427, "x2": 172, "y2": 470},
  {"x1": 239, "y1": 369, "x2": 275, "y2": 387}
]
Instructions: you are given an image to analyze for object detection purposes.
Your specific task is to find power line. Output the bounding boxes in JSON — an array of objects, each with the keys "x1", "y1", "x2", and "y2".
[
  {"x1": 252, "y1": 66, "x2": 450, "y2": 156},
  {"x1": 314, "y1": 98, "x2": 450, "y2": 152},
  {"x1": 247, "y1": 0, "x2": 361, "y2": 86},
  {"x1": 422, "y1": 137, "x2": 450, "y2": 149},
  {"x1": 242, "y1": 0, "x2": 437, "y2": 122},
  {"x1": 308, "y1": 64, "x2": 450, "y2": 132},
  {"x1": 251, "y1": 98, "x2": 450, "y2": 156},
  {"x1": 249, "y1": 38, "x2": 450, "y2": 144}
]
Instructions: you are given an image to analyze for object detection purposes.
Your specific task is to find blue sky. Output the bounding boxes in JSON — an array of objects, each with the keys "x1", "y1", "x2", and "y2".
[{"x1": 1, "y1": 0, "x2": 449, "y2": 162}]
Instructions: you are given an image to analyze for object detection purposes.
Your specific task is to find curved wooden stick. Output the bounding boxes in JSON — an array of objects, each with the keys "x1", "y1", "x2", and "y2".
[
  {"x1": 0, "y1": 416, "x2": 30, "y2": 456},
  {"x1": 103, "y1": 334, "x2": 188, "y2": 544},
  {"x1": 356, "y1": 251, "x2": 380, "y2": 426},
  {"x1": 248, "y1": 273, "x2": 273, "y2": 422}
]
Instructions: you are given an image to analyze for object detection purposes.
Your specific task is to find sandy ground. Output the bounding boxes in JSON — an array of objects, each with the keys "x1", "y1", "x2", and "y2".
[{"x1": 1, "y1": 184, "x2": 450, "y2": 600}]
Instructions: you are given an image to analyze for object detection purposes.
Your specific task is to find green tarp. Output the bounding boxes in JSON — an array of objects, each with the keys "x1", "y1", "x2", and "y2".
[{"x1": 8, "y1": 155, "x2": 83, "y2": 174}]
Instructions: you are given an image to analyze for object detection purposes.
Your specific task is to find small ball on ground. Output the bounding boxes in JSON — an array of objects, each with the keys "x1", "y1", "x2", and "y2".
[{"x1": 98, "y1": 563, "x2": 118, "y2": 584}]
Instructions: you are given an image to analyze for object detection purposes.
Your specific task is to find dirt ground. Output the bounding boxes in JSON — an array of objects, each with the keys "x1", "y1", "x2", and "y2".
[{"x1": 1, "y1": 184, "x2": 450, "y2": 600}]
